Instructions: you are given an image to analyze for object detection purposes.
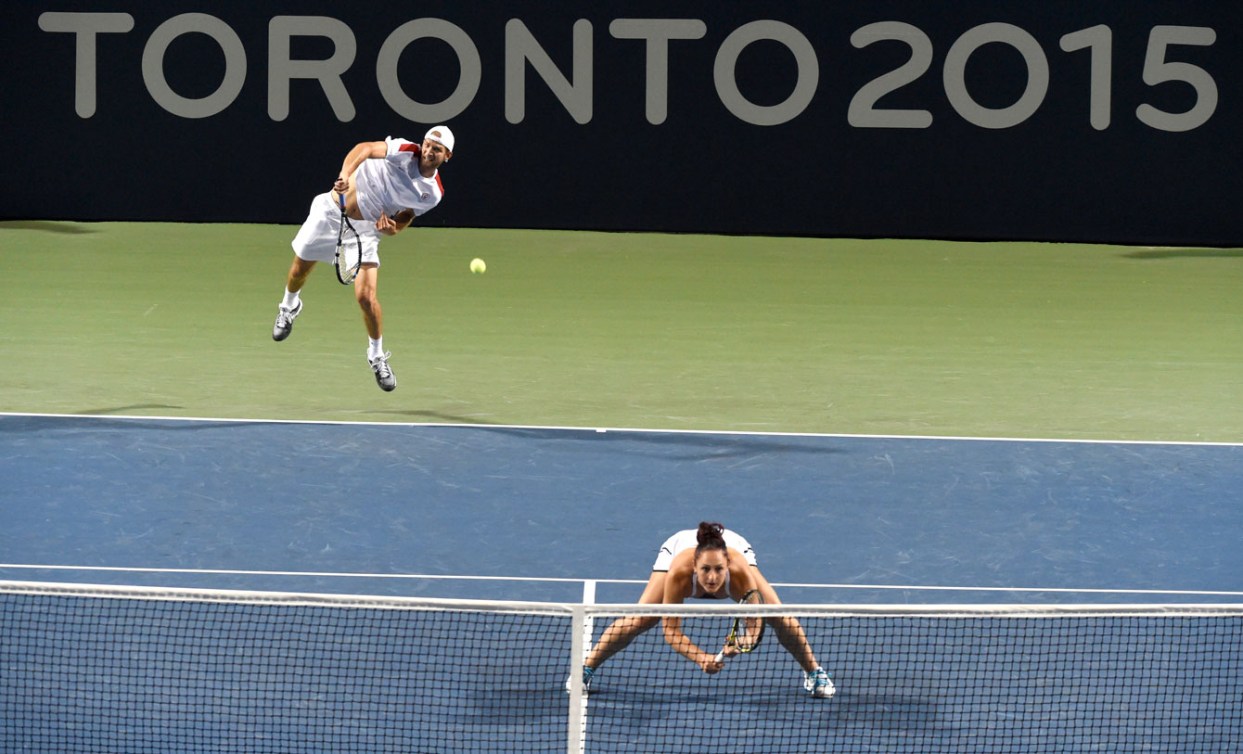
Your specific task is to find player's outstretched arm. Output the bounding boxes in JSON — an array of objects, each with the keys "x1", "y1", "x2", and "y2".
[
  {"x1": 662, "y1": 615, "x2": 724, "y2": 674},
  {"x1": 661, "y1": 568, "x2": 725, "y2": 673},
  {"x1": 337, "y1": 141, "x2": 387, "y2": 185}
]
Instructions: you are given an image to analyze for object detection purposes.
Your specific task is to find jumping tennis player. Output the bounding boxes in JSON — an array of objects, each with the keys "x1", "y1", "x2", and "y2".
[
  {"x1": 271, "y1": 126, "x2": 454, "y2": 391},
  {"x1": 575, "y1": 522, "x2": 835, "y2": 698}
]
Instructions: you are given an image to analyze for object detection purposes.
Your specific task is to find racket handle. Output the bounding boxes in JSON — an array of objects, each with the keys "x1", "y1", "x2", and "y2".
[{"x1": 714, "y1": 650, "x2": 725, "y2": 663}]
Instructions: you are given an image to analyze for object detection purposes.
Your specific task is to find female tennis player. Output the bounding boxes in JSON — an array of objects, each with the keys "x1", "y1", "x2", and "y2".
[{"x1": 575, "y1": 522, "x2": 835, "y2": 698}]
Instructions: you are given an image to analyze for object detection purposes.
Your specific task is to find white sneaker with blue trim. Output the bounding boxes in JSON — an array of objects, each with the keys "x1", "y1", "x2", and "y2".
[
  {"x1": 565, "y1": 665, "x2": 595, "y2": 694},
  {"x1": 804, "y1": 667, "x2": 836, "y2": 698}
]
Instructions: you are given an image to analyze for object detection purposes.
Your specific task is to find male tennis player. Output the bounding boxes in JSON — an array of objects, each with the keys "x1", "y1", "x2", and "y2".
[
  {"x1": 572, "y1": 522, "x2": 835, "y2": 698},
  {"x1": 271, "y1": 126, "x2": 454, "y2": 391}
]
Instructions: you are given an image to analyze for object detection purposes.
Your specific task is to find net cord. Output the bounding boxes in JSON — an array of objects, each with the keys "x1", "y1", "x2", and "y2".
[{"x1": 2, "y1": 580, "x2": 1241, "y2": 619}]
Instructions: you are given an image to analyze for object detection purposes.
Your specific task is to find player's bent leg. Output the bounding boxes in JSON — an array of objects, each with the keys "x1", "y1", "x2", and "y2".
[
  {"x1": 351, "y1": 266, "x2": 394, "y2": 390},
  {"x1": 285, "y1": 256, "x2": 317, "y2": 291},
  {"x1": 586, "y1": 615, "x2": 660, "y2": 669},
  {"x1": 568, "y1": 572, "x2": 667, "y2": 691},
  {"x1": 746, "y1": 570, "x2": 836, "y2": 697},
  {"x1": 568, "y1": 615, "x2": 659, "y2": 693},
  {"x1": 767, "y1": 615, "x2": 836, "y2": 698},
  {"x1": 354, "y1": 265, "x2": 382, "y2": 337},
  {"x1": 770, "y1": 616, "x2": 815, "y2": 669},
  {"x1": 583, "y1": 572, "x2": 666, "y2": 669}
]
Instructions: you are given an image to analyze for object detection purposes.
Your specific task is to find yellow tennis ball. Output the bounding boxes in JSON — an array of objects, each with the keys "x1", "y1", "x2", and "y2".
[{"x1": 470, "y1": 258, "x2": 487, "y2": 274}]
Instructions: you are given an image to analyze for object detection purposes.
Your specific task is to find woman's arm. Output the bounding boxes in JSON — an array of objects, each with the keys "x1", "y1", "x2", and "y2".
[{"x1": 661, "y1": 565, "x2": 725, "y2": 673}]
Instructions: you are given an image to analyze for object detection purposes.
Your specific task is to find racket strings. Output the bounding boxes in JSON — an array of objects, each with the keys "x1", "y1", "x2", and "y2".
[
  {"x1": 335, "y1": 218, "x2": 363, "y2": 284},
  {"x1": 727, "y1": 589, "x2": 765, "y2": 653}
]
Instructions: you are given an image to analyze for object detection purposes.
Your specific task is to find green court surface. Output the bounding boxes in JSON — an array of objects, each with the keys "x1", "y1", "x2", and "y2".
[{"x1": 2, "y1": 220, "x2": 1239, "y2": 442}]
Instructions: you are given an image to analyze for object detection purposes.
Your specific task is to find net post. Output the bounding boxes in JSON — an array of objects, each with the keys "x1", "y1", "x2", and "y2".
[{"x1": 566, "y1": 603, "x2": 587, "y2": 754}]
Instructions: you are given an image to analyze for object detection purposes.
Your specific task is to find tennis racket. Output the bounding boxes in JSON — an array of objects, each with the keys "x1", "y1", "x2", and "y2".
[
  {"x1": 334, "y1": 192, "x2": 363, "y2": 285},
  {"x1": 714, "y1": 588, "x2": 765, "y2": 662}
]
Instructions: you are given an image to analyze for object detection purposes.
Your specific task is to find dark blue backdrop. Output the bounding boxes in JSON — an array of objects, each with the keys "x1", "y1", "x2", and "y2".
[{"x1": 5, "y1": 1, "x2": 1241, "y2": 244}]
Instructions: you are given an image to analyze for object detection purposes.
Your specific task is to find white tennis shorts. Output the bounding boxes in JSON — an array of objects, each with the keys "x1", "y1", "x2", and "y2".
[
  {"x1": 291, "y1": 192, "x2": 381, "y2": 267},
  {"x1": 652, "y1": 528, "x2": 758, "y2": 571}
]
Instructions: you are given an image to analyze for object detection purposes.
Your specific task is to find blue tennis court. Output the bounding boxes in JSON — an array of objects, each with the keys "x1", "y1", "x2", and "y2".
[
  {"x1": 2, "y1": 413, "x2": 1240, "y2": 600},
  {"x1": 2, "y1": 414, "x2": 1241, "y2": 753}
]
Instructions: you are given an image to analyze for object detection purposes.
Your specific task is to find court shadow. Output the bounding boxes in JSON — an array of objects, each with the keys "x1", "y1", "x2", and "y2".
[
  {"x1": 0, "y1": 415, "x2": 252, "y2": 434},
  {"x1": 822, "y1": 692, "x2": 940, "y2": 731},
  {"x1": 370, "y1": 409, "x2": 502, "y2": 425},
  {"x1": 0, "y1": 220, "x2": 98, "y2": 234},
  {"x1": 1122, "y1": 248, "x2": 1243, "y2": 259},
  {"x1": 76, "y1": 404, "x2": 185, "y2": 415},
  {"x1": 475, "y1": 425, "x2": 844, "y2": 461},
  {"x1": 463, "y1": 687, "x2": 569, "y2": 722}
]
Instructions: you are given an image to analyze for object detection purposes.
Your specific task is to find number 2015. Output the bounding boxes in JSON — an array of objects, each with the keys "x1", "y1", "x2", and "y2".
[{"x1": 849, "y1": 22, "x2": 1217, "y2": 132}]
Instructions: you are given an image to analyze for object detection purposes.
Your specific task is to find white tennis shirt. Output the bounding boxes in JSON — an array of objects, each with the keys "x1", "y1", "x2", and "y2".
[
  {"x1": 652, "y1": 528, "x2": 758, "y2": 571},
  {"x1": 353, "y1": 136, "x2": 444, "y2": 223}
]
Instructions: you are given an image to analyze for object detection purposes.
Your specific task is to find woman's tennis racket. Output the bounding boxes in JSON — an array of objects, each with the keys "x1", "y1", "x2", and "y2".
[
  {"x1": 714, "y1": 588, "x2": 765, "y2": 662},
  {"x1": 334, "y1": 192, "x2": 363, "y2": 285}
]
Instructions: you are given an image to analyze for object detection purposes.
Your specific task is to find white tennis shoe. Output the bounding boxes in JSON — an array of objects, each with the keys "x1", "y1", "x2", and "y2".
[
  {"x1": 272, "y1": 300, "x2": 302, "y2": 341},
  {"x1": 804, "y1": 667, "x2": 836, "y2": 698},
  {"x1": 369, "y1": 351, "x2": 396, "y2": 391}
]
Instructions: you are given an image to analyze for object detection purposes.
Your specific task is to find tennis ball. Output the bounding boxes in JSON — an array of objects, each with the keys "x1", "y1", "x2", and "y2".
[{"x1": 470, "y1": 258, "x2": 487, "y2": 274}]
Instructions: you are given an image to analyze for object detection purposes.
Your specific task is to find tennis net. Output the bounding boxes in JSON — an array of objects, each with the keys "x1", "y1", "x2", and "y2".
[{"x1": 2, "y1": 580, "x2": 1240, "y2": 753}]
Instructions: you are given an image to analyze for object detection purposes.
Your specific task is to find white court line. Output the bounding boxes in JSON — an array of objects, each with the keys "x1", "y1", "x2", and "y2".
[
  {"x1": 2, "y1": 410, "x2": 1240, "y2": 447},
  {"x1": 0, "y1": 564, "x2": 612, "y2": 584},
  {"x1": 773, "y1": 582, "x2": 1243, "y2": 598},
  {"x1": 1, "y1": 564, "x2": 1240, "y2": 598}
]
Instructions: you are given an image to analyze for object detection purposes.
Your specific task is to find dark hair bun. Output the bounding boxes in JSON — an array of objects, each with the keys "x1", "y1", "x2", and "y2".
[{"x1": 696, "y1": 521, "x2": 726, "y2": 547}]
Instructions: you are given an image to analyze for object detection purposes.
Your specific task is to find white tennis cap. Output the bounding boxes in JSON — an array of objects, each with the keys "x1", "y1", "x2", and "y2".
[{"x1": 424, "y1": 125, "x2": 455, "y2": 152}]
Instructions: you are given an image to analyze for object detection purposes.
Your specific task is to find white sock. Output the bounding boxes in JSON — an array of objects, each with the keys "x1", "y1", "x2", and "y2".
[
  {"x1": 368, "y1": 337, "x2": 383, "y2": 360},
  {"x1": 281, "y1": 288, "x2": 300, "y2": 310}
]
